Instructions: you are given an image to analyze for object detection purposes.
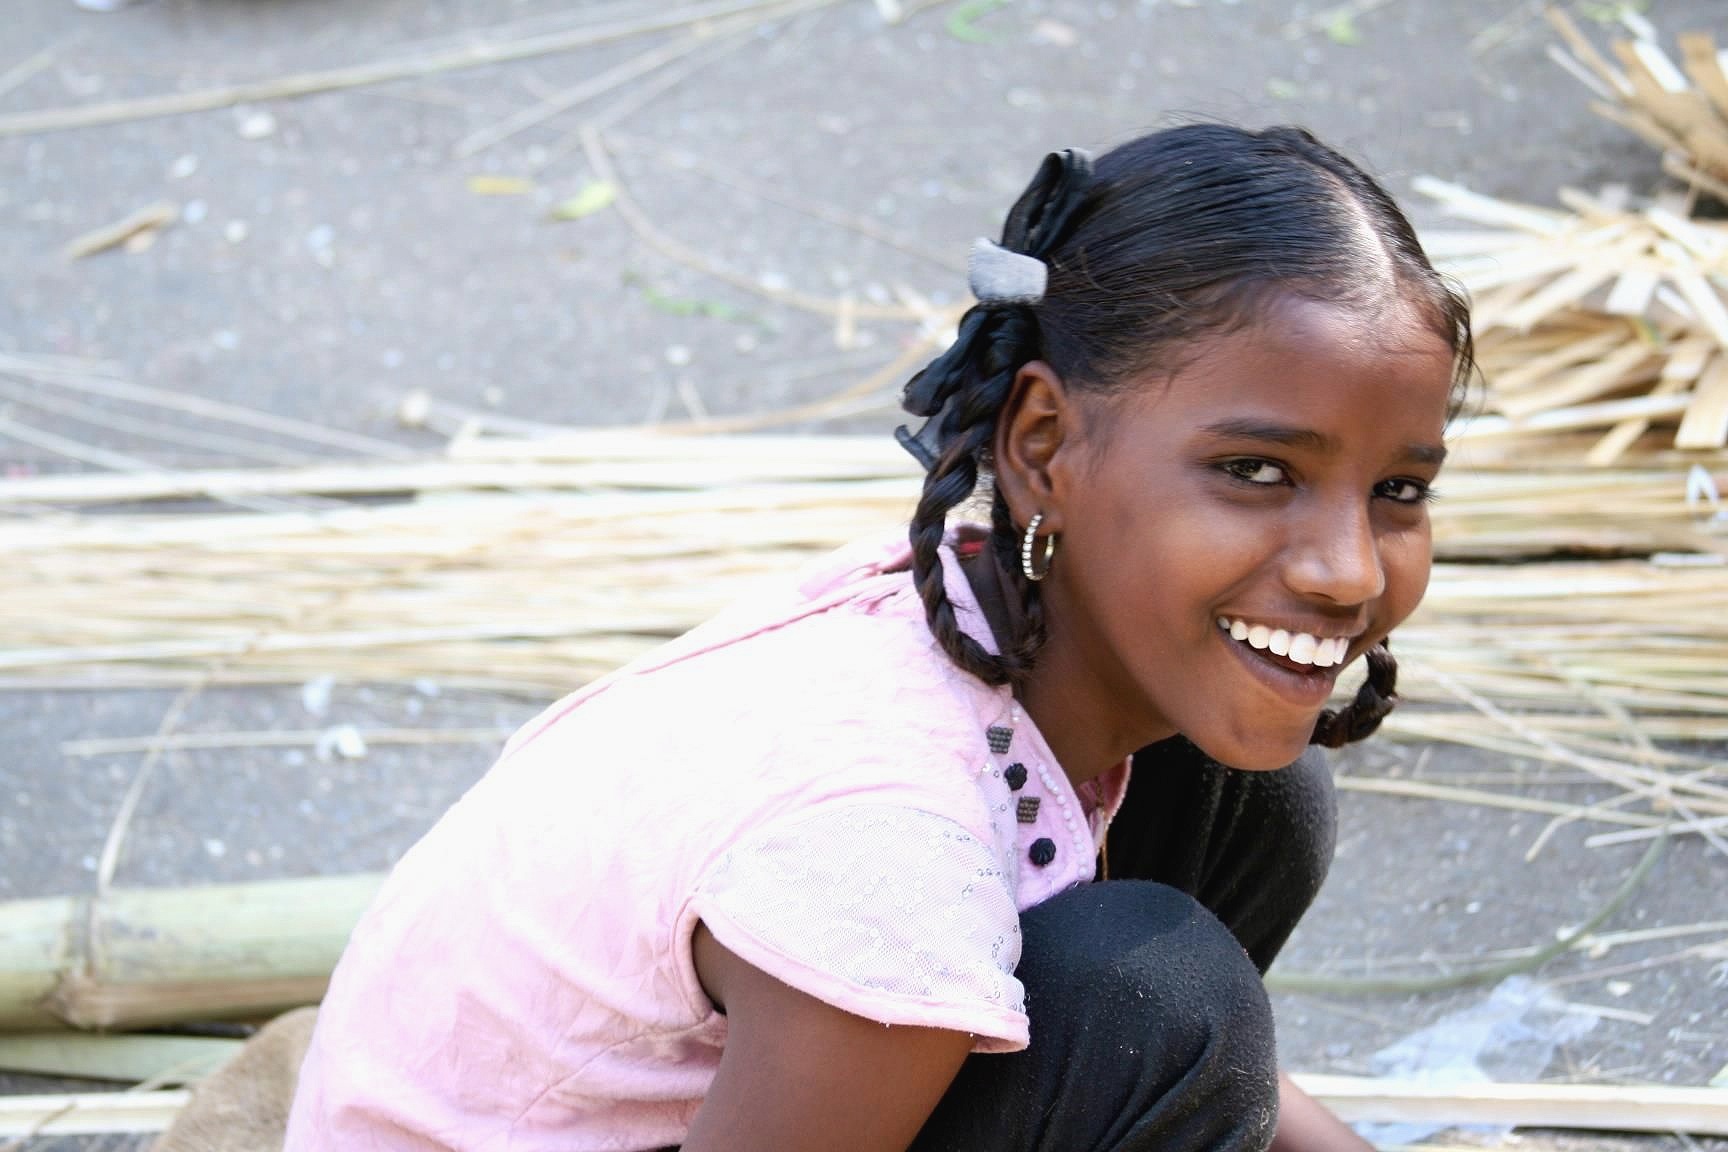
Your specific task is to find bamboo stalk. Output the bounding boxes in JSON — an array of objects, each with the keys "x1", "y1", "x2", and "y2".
[
  {"x1": 0, "y1": 1033, "x2": 239, "y2": 1085},
  {"x1": 0, "y1": 876, "x2": 381, "y2": 1033}
]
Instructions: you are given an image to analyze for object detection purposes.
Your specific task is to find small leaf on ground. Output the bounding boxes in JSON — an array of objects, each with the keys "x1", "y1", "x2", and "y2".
[
  {"x1": 467, "y1": 175, "x2": 535, "y2": 196},
  {"x1": 625, "y1": 273, "x2": 756, "y2": 324},
  {"x1": 947, "y1": 0, "x2": 1012, "y2": 44},
  {"x1": 1324, "y1": 10, "x2": 1361, "y2": 45},
  {"x1": 549, "y1": 181, "x2": 618, "y2": 220},
  {"x1": 1576, "y1": 0, "x2": 1651, "y2": 25}
]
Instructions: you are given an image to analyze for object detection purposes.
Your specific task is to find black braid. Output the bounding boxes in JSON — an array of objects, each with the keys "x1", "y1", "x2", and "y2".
[
  {"x1": 1310, "y1": 642, "x2": 1399, "y2": 748},
  {"x1": 906, "y1": 309, "x2": 1043, "y2": 686},
  {"x1": 900, "y1": 150, "x2": 1092, "y2": 686}
]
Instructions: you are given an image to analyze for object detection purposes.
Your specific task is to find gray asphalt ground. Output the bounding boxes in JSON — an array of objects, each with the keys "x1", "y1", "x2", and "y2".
[{"x1": 2, "y1": 1, "x2": 1726, "y2": 1149}]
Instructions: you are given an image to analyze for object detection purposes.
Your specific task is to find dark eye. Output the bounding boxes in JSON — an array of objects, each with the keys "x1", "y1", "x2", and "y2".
[
  {"x1": 1222, "y1": 459, "x2": 1288, "y2": 486},
  {"x1": 1376, "y1": 477, "x2": 1434, "y2": 505}
]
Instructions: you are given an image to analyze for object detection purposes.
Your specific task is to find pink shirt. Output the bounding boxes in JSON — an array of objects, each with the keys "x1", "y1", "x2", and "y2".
[{"x1": 286, "y1": 529, "x2": 1129, "y2": 1151}]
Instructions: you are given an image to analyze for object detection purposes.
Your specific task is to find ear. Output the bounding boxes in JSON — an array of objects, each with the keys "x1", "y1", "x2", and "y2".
[{"x1": 992, "y1": 360, "x2": 1083, "y2": 536}]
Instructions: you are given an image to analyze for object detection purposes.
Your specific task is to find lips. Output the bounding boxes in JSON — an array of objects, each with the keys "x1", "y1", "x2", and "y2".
[{"x1": 1215, "y1": 615, "x2": 1356, "y2": 709}]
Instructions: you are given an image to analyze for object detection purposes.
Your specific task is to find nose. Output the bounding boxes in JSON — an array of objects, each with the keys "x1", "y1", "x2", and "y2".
[{"x1": 1283, "y1": 495, "x2": 1385, "y2": 606}]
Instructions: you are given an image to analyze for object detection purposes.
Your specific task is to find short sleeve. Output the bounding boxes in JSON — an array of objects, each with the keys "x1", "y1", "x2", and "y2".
[{"x1": 690, "y1": 805, "x2": 1029, "y2": 1052}]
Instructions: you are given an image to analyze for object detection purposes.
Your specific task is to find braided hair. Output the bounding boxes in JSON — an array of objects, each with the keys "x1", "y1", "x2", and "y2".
[{"x1": 896, "y1": 124, "x2": 1473, "y2": 747}]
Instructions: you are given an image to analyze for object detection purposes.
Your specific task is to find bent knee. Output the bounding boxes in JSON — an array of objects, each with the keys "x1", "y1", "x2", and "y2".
[{"x1": 1019, "y1": 882, "x2": 1275, "y2": 1079}]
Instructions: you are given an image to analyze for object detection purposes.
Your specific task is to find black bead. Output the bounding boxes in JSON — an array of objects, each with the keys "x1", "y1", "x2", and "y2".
[
  {"x1": 1028, "y1": 838, "x2": 1057, "y2": 867},
  {"x1": 1003, "y1": 762, "x2": 1028, "y2": 790},
  {"x1": 1016, "y1": 796, "x2": 1041, "y2": 824},
  {"x1": 986, "y1": 726, "x2": 1013, "y2": 754}
]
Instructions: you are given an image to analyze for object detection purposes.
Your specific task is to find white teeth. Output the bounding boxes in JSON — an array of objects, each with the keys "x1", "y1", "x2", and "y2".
[{"x1": 1221, "y1": 618, "x2": 1354, "y2": 669}]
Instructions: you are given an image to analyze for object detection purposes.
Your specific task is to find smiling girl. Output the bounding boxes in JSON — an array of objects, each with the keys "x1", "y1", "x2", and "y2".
[{"x1": 285, "y1": 124, "x2": 1471, "y2": 1152}]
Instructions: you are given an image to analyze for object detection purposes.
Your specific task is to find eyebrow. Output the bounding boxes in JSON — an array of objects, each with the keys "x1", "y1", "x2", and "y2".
[{"x1": 1200, "y1": 417, "x2": 1448, "y2": 467}]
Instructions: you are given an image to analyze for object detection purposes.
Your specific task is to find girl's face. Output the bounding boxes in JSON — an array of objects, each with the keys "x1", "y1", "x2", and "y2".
[{"x1": 1012, "y1": 293, "x2": 1456, "y2": 773}]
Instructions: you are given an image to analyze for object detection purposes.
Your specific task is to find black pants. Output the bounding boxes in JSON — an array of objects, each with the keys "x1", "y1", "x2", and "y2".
[{"x1": 908, "y1": 736, "x2": 1338, "y2": 1152}]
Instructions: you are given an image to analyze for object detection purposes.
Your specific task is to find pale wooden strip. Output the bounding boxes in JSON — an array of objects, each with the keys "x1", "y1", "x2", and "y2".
[
  {"x1": 1483, "y1": 326, "x2": 1629, "y2": 393},
  {"x1": 1455, "y1": 393, "x2": 1694, "y2": 440},
  {"x1": 1602, "y1": 265, "x2": 1661, "y2": 315},
  {"x1": 1665, "y1": 153, "x2": 1728, "y2": 205},
  {"x1": 1410, "y1": 176, "x2": 1570, "y2": 235},
  {"x1": 1414, "y1": 229, "x2": 1529, "y2": 258},
  {"x1": 1499, "y1": 256, "x2": 1627, "y2": 332},
  {"x1": 1628, "y1": 37, "x2": 1690, "y2": 93},
  {"x1": 1678, "y1": 32, "x2": 1728, "y2": 121},
  {"x1": 1593, "y1": 98, "x2": 1693, "y2": 157},
  {"x1": 1294, "y1": 1074, "x2": 1728, "y2": 1137},
  {"x1": 1646, "y1": 207, "x2": 1728, "y2": 263},
  {"x1": 1495, "y1": 341, "x2": 1659, "y2": 418},
  {"x1": 1588, "y1": 373, "x2": 1695, "y2": 464},
  {"x1": 1544, "y1": 7, "x2": 1632, "y2": 97},
  {"x1": 1614, "y1": 38, "x2": 1723, "y2": 159},
  {"x1": 1588, "y1": 339, "x2": 1716, "y2": 464},
  {"x1": 5, "y1": 1079, "x2": 1724, "y2": 1138},
  {"x1": 1668, "y1": 262, "x2": 1728, "y2": 349},
  {"x1": 0, "y1": 1089, "x2": 188, "y2": 1135},
  {"x1": 1676, "y1": 356, "x2": 1728, "y2": 449}
]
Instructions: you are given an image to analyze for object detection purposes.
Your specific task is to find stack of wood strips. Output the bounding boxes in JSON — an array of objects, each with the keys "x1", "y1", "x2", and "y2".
[
  {"x1": 1421, "y1": 180, "x2": 1728, "y2": 462},
  {"x1": 1413, "y1": 14, "x2": 1728, "y2": 464},
  {"x1": 1546, "y1": 7, "x2": 1728, "y2": 201}
]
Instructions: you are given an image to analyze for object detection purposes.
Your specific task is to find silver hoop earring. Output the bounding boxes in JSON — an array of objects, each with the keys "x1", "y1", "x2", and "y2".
[{"x1": 1021, "y1": 514, "x2": 1056, "y2": 583}]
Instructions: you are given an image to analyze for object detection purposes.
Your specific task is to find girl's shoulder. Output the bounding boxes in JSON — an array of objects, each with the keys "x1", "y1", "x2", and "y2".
[{"x1": 509, "y1": 531, "x2": 1001, "y2": 788}]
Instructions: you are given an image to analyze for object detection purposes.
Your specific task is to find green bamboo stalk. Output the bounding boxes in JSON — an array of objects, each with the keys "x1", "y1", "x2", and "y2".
[
  {"x1": 0, "y1": 875, "x2": 380, "y2": 1033},
  {"x1": 0, "y1": 1033, "x2": 239, "y2": 1084}
]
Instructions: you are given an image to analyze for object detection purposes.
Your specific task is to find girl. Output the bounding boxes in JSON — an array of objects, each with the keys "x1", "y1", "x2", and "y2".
[{"x1": 284, "y1": 123, "x2": 1471, "y2": 1152}]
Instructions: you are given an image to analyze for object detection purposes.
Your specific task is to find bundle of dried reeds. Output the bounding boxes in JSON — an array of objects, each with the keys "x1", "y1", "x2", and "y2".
[
  {"x1": 1406, "y1": 14, "x2": 1728, "y2": 465},
  {"x1": 2, "y1": 433, "x2": 1724, "y2": 859}
]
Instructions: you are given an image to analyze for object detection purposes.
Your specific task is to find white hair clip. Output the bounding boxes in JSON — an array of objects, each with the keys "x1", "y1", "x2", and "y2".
[{"x1": 968, "y1": 237, "x2": 1047, "y2": 305}]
